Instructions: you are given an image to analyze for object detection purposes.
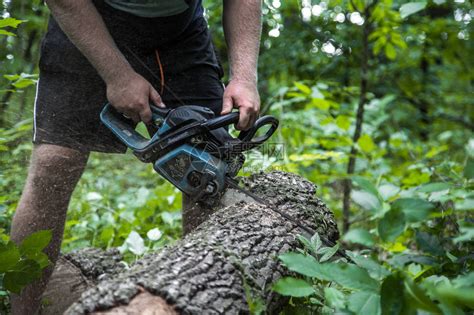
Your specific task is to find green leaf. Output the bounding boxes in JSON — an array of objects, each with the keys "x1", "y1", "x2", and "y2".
[
  {"x1": 279, "y1": 254, "x2": 379, "y2": 291},
  {"x1": 121, "y1": 231, "x2": 146, "y2": 255},
  {"x1": 453, "y1": 225, "x2": 474, "y2": 243},
  {"x1": 310, "y1": 98, "x2": 331, "y2": 111},
  {"x1": 4, "y1": 74, "x2": 20, "y2": 81},
  {"x1": 349, "y1": 253, "x2": 391, "y2": 280},
  {"x1": 416, "y1": 231, "x2": 444, "y2": 256},
  {"x1": 3, "y1": 259, "x2": 42, "y2": 294},
  {"x1": 352, "y1": 191, "x2": 381, "y2": 212},
  {"x1": 423, "y1": 273, "x2": 474, "y2": 310},
  {"x1": 99, "y1": 226, "x2": 115, "y2": 244},
  {"x1": 352, "y1": 176, "x2": 380, "y2": 198},
  {"x1": 319, "y1": 243, "x2": 340, "y2": 262},
  {"x1": 357, "y1": 134, "x2": 376, "y2": 153},
  {"x1": 384, "y1": 43, "x2": 397, "y2": 60},
  {"x1": 343, "y1": 228, "x2": 375, "y2": 247},
  {"x1": 13, "y1": 78, "x2": 36, "y2": 89},
  {"x1": 453, "y1": 272, "x2": 474, "y2": 288},
  {"x1": 336, "y1": 115, "x2": 351, "y2": 131},
  {"x1": 456, "y1": 199, "x2": 474, "y2": 211},
  {"x1": 325, "y1": 263, "x2": 380, "y2": 292},
  {"x1": 297, "y1": 234, "x2": 316, "y2": 253},
  {"x1": 379, "y1": 184, "x2": 400, "y2": 201},
  {"x1": 400, "y1": 2, "x2": 427, "y2": 19},
  {"x1": 310, "y1": 233, "x2": 322, "y2": 251},
  {"x1": 272, "y1": 277, "x2": 315, "y2": 297},
  {"x1": 348, "y1": 292, "x2": 381, "y2": 315},
  {"x1": 28, "y1": 252, "x2": 50, "y2": 269},
  {"x1": 0, "y1": 17, "x2": 24, "y2": 29},
  {"x1": 279, "y1": 252, "x2": 325, "y2": 278},
  {"x1": 381, "y1": 274, "x2": 404, "y2": 315},
  {"x1": 404, "y1": 278, "x2": 441, "y2": 313},
  {"x1": 392, "y1": 198, "x2": 435, "y2": 222},
  {"x1": 435, "y1": 286, "x2": 474, "y2": 309},
  {"x1": 464, "y1": 158, "x2": 474, "y2": 179},
  {"x1": 0, "y1": 29, "x2": 16, "y2": 36},
  {"x1": 0, "y1": 242, "x2": 21, "y2": 273},
  {"x1": 161, "y1": 211, "x2": 181, "y2": 225},
  {"x1": 418, "y1": 182, "x2": 451, "y2": 193},
  {"x1": 324, "y1": 287, "x2": 346, "y2": 309},
  {"x1": 20, "y1": 230, "x2": 52, "y2": 258},
  {"x1": 378, "y1": 208, "x2": 405, "y2": 242},
  {"x1": 294, "y1": 82, "x2": 312, "y2": 95}
]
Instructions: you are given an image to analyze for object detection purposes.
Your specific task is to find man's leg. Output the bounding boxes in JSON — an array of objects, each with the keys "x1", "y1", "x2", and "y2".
[{"x1": 10, "y1": 144, "x2": 89, "y2": 315}]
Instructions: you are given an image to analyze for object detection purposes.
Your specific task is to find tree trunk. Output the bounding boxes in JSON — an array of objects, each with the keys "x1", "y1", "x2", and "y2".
[
  {"x1": 341, "y1": 2, "x2": 376, "y2": 233},
  {"x1": 43, "y1": 171, "x2": 339, "y2": 314}
]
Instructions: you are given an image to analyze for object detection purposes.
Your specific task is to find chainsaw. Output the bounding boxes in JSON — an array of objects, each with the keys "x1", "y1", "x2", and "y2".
[
  {"x1": 100, "y1": 103, "x2": 279, "y2": 204},
  {"x1": 100, "y1": 103, "x2": 353, "y2": 261}
]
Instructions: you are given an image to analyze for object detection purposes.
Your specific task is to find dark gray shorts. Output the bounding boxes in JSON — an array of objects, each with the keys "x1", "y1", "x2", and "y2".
[{"x1": 33, "y1": 0, "x2": 224, "y2": 153}]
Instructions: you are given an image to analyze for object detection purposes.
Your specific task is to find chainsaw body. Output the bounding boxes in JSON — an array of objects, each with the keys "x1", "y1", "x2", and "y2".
[{"x1": 100, "y1": 103, "x2": 278, "y2": 203}]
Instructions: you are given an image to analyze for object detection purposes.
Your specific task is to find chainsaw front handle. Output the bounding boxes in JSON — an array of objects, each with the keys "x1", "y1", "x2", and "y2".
[
  {"x1": 238, "y1": 115, "x2": 279, "y2": 145},
  {"x1": 202, "y1": 112, "x2": 240, "y2": 130},
  {"x1": 203, "y1": 111, "x2": 279, "y2": 146}
]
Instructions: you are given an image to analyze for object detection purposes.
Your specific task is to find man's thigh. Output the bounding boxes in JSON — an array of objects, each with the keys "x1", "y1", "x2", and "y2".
[
  {"x1": 33, "y1": 70, "x2": 127, "y2": 153},
  {"x1": 154, "y1": 17, "x2": 225, "y2": 114}
]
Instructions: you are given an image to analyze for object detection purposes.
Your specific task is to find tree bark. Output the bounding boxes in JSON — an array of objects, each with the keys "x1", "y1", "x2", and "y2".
[
  {"x1": 43, "y1": 171, "x2": 339, "y2": 314},
  {"x1": 40, "y1": 248, "x2": 126, "y2": 315}
]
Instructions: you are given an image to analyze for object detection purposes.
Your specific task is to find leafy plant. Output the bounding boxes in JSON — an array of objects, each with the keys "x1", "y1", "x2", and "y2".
[
  {"x1": 273, "y1": 229, "x2": 473, "y2": 314},
  {"x1": 0, "y1": 17, "x2": 24, "y2": 37},
  {"x1": 0, "y1": 230, "x2": 52, "y2": 294}
]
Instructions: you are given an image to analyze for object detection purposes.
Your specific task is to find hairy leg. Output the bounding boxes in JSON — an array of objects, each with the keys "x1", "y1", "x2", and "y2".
[{"x1": 10, "y1": 144, "x2": 89, "y2": 315}]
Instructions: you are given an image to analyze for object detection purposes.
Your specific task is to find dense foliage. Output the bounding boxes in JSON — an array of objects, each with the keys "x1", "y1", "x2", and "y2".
[{"x1": 0, "y1": 0, "x2": 472, "y2": 313}]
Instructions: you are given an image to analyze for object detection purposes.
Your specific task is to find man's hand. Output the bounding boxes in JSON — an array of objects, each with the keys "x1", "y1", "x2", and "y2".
[
  {"x1": 106, "y1": 71, "x2": 165, "y2": 124},
  {"x1": 221, "y1": 80, "x2": 260, "y2": 130}
]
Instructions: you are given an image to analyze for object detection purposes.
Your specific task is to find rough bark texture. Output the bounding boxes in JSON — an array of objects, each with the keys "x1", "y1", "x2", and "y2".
[{"x1": 51, "y1": 171, "x2": 338, "y2": 314}]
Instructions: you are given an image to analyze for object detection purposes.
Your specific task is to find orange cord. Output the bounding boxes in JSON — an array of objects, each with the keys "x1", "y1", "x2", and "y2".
[{"x1": 155, "y1": 49, "x2": 165, "y2": 95}]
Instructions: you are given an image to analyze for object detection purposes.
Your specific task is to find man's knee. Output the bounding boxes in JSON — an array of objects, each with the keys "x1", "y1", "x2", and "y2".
[{"x1": 28, "y1": 144, "x2": 89, "y2": 189}]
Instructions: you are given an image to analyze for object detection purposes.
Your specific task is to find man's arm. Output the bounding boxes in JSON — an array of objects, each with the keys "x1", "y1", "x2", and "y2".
[
  {"x1": 45, "y1": 0, "x2": 164, "y2": 123},
  {"x1": 221, "y1": 0, "x2": 262, "y2": 130}
]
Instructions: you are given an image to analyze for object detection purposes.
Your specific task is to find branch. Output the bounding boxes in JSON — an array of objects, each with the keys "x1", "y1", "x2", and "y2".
[{"x1": 349, "y1": 0, "x2": 362, "y2": 14}]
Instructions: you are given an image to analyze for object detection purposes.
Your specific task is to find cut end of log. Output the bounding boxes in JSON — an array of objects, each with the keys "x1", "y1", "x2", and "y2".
[{"x1": 93, "y1": 290, "x2": 178, "y2": 315}]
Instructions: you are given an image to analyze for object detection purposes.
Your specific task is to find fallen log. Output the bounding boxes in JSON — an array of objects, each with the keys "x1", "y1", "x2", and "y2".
[
  {"x1": 45, "y1": 171, "x2": 339, "y2": 314},
  {"x1": 40, "y1": 248, "x2": 126, "y2": 315}
]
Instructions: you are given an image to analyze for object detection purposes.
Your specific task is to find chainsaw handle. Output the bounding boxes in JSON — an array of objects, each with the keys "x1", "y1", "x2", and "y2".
[
  {"x1": 238, "y1": 115, "x2": 279, "y2": 145},
  {"x1": 202, "y1": 112, "x2": 240, "y2": 130},
  {"x1": 203, "y1": 111, "x2": 279, "y2": 145},
  {"x1": 100, "y1": 103, "x2": 170, "y2": 151},
  {"x1": 150, "y1": 104, "x2": 171, "y2": 118}
]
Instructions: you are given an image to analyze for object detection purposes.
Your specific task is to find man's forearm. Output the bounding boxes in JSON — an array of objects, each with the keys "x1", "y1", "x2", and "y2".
[
  {"x1": 45, "y1": 0, "x2": 133, "y2": 83},
  {"x1": 223, "y1": 0, "x2": 262, "y2": 83}
]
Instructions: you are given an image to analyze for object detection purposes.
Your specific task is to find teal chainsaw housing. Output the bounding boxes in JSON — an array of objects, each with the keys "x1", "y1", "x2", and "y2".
[{"x1": 153, "y1": 144, "x2": 226, "y2": 196}]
